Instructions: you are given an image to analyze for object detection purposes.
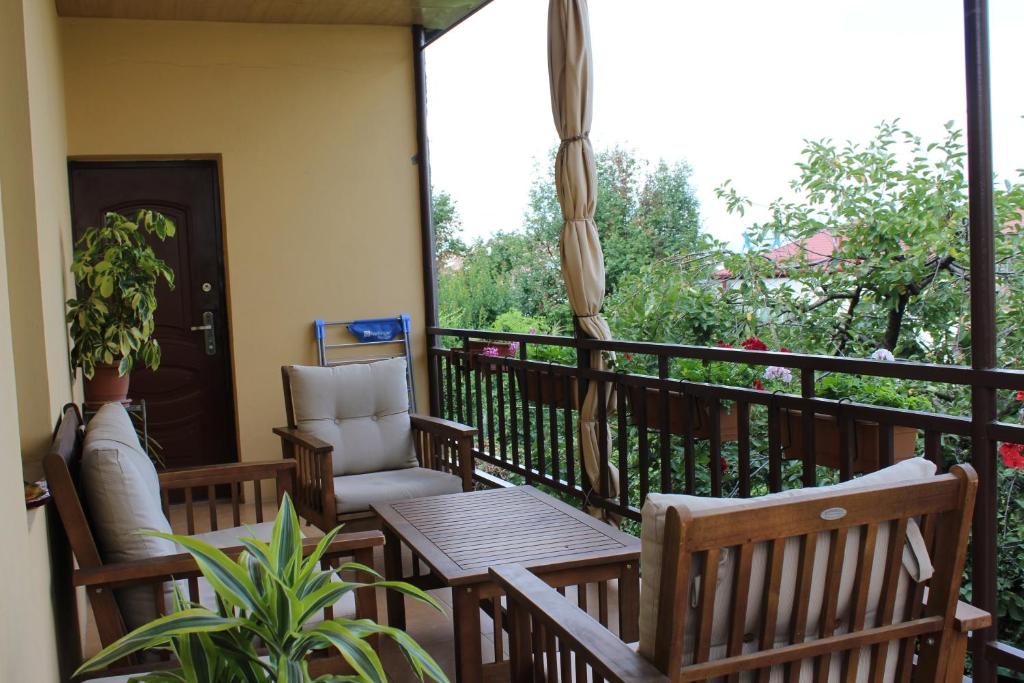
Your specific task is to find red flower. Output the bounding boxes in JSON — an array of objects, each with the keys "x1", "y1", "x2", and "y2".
[
  {"x1": 741, "y1": 336, "x2": 768, "y2": 351},
  {"x1": 624, "y1": 352, "x2": 634, "y2": 362},
  {"x1": 780, "y1": 347, "x2": 791, "y2": 353},
  {"x1": 720, "y1": 457, "x2": 729, "y2": 473},
  {"x1": 752, "y1": 379, "x2": 765, "y2": 391},
  {"x1": 1016, "y1": 390, "x2": 1024, "y2": 401},
  {"x1": 716, "y1": 342, "x2": 734, "y2": 349},
  {"x1": 1000, "y1": 442, "x2": 1024, "y2": 469}
]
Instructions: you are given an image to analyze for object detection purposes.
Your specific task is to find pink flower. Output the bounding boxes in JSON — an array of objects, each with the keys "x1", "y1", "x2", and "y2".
[
  {"x1": 764, "y1": 366, "x2": 794, "y2": 383},
  {"x1": 741, "y1": 336, "x2": 768, "y2": 351},
  {"x1": 1000, "y1": 442, "x2": 1024, "y2": 469},
  {"x1": 1015, "y1": 390, "x2": 1024, "y2": 401},
  {"x1": 508, "y1": 342, "x2": 520, "y2": 355},
  {"x1": 481, "y1": 346, "x2": 500, "y2": 357}
]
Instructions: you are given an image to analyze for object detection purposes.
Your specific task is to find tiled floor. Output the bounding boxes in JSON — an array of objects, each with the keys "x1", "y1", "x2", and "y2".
[{"x1": 83, "y1": 499, "x2": 623, "y2": 682}]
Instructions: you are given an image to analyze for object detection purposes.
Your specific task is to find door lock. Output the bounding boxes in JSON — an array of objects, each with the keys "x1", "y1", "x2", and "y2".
[{"x1": 191, "y1": 311, "x2": 216, "y2": 355}]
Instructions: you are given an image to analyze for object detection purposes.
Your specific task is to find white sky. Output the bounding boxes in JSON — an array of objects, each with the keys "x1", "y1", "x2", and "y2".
[{"x1": 425, "y1": 0, "x2": 1024, "y2": 248}]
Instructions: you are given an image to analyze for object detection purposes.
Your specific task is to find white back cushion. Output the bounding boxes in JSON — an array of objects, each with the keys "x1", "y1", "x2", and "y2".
[
  {"x1": 81, "y1": 402, "x2": 177, "y2": 630},
  {"x1": 288, "y1": 358, "x2": 417, "y2": 476},
  {"x1": 637, "y1": 457, "x2": 937, "y2": 680}
]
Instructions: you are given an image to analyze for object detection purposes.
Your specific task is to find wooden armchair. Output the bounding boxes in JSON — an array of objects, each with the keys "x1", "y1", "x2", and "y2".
[
  {"x1": 45, "y1": 404, "x2": 383, "y2": 676},
  {"x1": 491, "y1": 461, "x2": 989, "y2": 683},
  {"x1": 275, "y1": 359, "x2": 477, "y2": 531}
]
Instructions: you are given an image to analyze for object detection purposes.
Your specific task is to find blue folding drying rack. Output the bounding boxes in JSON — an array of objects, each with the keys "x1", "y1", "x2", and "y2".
[{"x1": 313, "y1": 314, "x2": 416, "y2": 412}]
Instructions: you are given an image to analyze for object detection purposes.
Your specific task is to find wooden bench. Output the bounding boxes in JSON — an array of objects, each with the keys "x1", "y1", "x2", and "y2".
[
  {"x1": 492, "y1": 463, "x2": 990, "y2": 682},
  {"x1": 45, "y1": 404, "x2": 383, "y2": 676}
]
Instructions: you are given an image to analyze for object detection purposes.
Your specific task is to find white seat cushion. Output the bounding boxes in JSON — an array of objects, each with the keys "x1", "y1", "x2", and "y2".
[
  {"x1": 334, "y1": 467, "x2": 463, "y2": 514},
  {"x1": 638, "y1": 457, "x2": 938, "y2": 682},
  {"x1": 81, "y1": 402, "x2": 178, "y2": 631},
  {"x1": 288, "y1": 358, "x2": 417, "y2": 476}
]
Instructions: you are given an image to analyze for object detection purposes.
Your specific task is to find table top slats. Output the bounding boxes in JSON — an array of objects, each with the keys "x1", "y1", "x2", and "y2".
[{"x1": 373, "y1": 486, "x2": 640, "y2": 583}]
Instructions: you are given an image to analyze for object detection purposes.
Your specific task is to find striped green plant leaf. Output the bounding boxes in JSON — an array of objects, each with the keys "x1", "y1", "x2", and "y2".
[
  {"x1": 75, "y1": 609, "x2": 242, "y2": 675},
  {"x1": 369, "y1": 581, "x2": 445, "y2": 613},
  {"x1": 270, "y1": 494, "x2": 302, "y2": 581},
  {"x1": 296, "y1": 569, "x2": 334, "y2": 600},
  {"x1": 336, "y1": 561, "x2": 381, "y2": 581},
  {"x1": 304, "y1": 622, "x2": 386, "y2": 683},
  {"x1": 381, "y1": 625, "x2": 449, "y2": 682},
  {"x1": 127, "y1": 672, "x2": 189, "y2": 682},
  {"x1": 296, "y1": 526, "x2": 341, "y2": 585},
  {"x1": 295, "y1": 582, "x2": 359, "y2": 627},
  {"x1": 149, "y1": 531, "x2": 267, "y2": 620},
  {"x1": 275, "y1": 657, "x2": 304, "y2": 683}
]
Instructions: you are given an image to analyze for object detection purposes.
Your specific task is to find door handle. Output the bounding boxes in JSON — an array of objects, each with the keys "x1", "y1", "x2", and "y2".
[{"x1": 192, "y1": 311, "x2": 216, "y2": 355}]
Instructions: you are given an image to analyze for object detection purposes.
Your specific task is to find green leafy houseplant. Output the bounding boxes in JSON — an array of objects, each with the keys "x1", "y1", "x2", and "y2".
[
  {"x1": 75, "y1": 494, "x2": 448, "y2": 682},
  {"x1": 66, "y1": 210, "x2": 176, "y2": 380}
]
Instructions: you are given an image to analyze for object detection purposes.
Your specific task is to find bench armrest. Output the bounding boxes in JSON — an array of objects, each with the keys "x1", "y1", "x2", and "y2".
[
  {"x1": 954, "y1": 600, "x2": 991, "y2": 632},
  {"x1": 74, "y1": 530, "x2": 384, "y2": 588},
  {"x1": 274, "y1": 426, "x2": 336, "y2": 531},
  {"x1": 273, "y1": 427, "x2": 333, "y2": 454},
  {"x1": 410, "y1": 414, "x2": 477, "y2": 440},
  {"x1": 410, "y1": 414, "x2": 477, "y2": 491},
  {"x1": 159, "y1": 460, "x2": 296, "y2": 490},
  {"x1": 490, "y1": 564, "x2": 669, "y2": 683}
]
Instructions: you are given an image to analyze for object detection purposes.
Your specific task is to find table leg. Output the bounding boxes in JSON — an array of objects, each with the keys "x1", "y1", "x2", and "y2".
[
  {"x1": 618, "y1": 559, "x2": 640, "y2": 643},
  {"x1": 452, "y1": 584, "x2": 483, "y2": 683},
  {"x1": 383, "y1": 527, "x2": 406, "y2": 630}
]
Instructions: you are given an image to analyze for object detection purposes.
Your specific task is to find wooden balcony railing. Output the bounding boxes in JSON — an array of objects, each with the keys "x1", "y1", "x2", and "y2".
[{"x1": 427, "y1": 326, "x2": 1024, "y2": 679}]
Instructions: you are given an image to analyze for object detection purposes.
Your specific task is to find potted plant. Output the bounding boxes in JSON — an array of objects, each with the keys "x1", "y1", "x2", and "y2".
[
  {"x1": 780, "y1": 351, "x2": 930, "y2": 473},
  {"x1": 75, "y1": 494, "x2": 448, "y2": 682},
  {"x1": 466, "y1": 339, "x2": 518, "y2": 371},
  {"x1": 66, "y1": 210, "x2": 175, "y2": 405}
]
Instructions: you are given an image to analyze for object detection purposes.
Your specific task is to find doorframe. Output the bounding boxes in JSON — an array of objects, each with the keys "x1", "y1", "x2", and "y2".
[{"x1": 66, "y1": 154, "x2": 241, "y2": 465}]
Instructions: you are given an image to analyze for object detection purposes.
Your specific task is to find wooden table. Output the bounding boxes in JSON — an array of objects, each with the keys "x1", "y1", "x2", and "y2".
[{"x1": 373, "y1": 485, "x2": 640, "y2": 682}]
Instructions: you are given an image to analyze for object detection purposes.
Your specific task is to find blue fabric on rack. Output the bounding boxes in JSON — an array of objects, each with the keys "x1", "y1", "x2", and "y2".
[{"x1": 348, "y1": 319, "x2": 403, "y2": 342}]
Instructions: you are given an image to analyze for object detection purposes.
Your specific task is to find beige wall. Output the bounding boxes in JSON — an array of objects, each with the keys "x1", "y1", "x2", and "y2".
[
  {"x1": 61, "y1": 18, "x2": 428, "y2": 466},
  {"x1": 0, "y1": 0, "x2": 74, "y2": 678}
]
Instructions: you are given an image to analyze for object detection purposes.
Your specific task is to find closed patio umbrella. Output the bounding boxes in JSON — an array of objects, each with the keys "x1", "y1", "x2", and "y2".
[{"x1": 547, "y1": 0, "x2": 618, "y2": 518}]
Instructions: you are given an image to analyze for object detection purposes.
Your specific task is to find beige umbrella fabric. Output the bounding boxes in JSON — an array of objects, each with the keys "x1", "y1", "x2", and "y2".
[{"x1": 548, "y1": 0, "x2": 618, "y2": 517}]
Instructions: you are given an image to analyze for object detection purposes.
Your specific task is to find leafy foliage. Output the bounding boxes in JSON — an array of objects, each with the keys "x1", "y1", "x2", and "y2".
[
  {"x1": 66, "y1": 210, "x2": 176, "y2": 378},
  {"x1": 437, "y1": 120, "x2": 1024, "y2": 649},
  {"x1": 75, "y1": 495, "x2": 448, "y2": 682}
]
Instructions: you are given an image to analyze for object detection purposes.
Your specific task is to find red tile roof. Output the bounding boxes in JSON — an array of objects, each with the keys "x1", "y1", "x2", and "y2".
[{"x1": 715, "y1": 229, "x2": 839, "y2": 279}]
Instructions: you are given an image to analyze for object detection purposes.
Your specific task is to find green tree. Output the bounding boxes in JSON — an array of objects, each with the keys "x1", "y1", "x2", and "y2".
[{"x1": 432, "y1": 188, "x2": 466, "y2": 264}]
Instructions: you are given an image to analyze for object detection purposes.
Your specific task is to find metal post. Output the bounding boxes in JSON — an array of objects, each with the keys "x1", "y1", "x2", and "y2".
[
  {"x1": 963, "y1": 0, "x2": 998, "y2": 679},
  {"x1": 412, "y1": 25, "x2": 441, "y2": 417}
]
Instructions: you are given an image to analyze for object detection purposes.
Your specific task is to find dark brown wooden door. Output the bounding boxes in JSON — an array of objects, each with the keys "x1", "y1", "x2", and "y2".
[{"x1": 69, "y1": 160, "x2": 237, "y2": 471}]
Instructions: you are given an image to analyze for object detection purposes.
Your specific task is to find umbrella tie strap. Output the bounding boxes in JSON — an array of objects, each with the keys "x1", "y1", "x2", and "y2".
[{"x1": 560, "y1": 132, "x2": 590, "y2": 147}]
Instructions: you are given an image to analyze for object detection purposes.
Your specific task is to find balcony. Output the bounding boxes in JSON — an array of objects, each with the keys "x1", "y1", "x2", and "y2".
[{"x1": 422, "y1": 326, "x2": 1024, "y2": 679}]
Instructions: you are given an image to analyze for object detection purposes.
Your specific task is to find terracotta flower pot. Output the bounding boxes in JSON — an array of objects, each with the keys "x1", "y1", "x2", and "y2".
[
  {"x1": 83, "y1": 363, "x2": 130, "y2": 406},
  {"x1": 626, "y1": 386, "x2": 739, "y2": 441},
  {"x1": 780, "y1": 410, "x2": 918, "y2": 473}
]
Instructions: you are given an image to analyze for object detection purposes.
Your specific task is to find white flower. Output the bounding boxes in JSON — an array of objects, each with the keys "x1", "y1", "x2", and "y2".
[
  {"x1": 764, "y1": 366, "x2": 793, "y2": 383},
  {"x1": 870, "y1": 349, "x2": 895, "y2": 362}
]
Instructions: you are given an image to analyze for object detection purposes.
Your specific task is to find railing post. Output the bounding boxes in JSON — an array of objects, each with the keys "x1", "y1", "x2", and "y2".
[{"x1": 963, "y1": 0, "x2": 998, "y2": 679}]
